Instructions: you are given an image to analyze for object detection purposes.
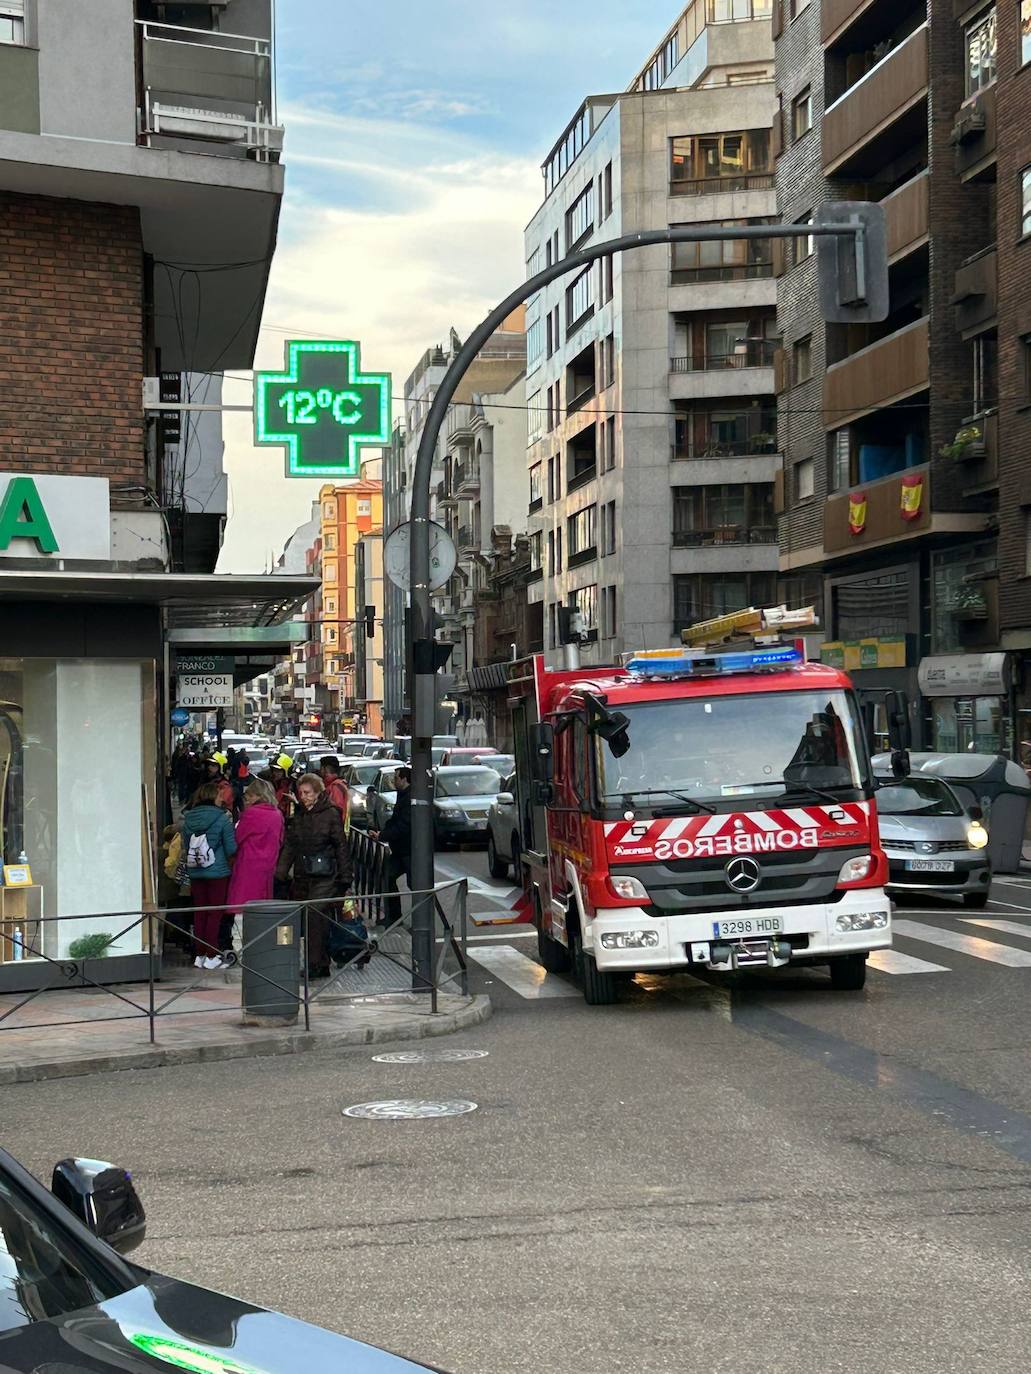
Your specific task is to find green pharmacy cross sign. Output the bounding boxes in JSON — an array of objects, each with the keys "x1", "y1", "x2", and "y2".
[{"x1": 254, "y1": 340, "x2": 391, "y2": 479}]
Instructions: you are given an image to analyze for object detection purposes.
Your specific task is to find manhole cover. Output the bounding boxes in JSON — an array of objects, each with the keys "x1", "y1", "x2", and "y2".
[
  {"x1": 371, "y1": 1049, "x2": 490, "y2": 1063},
  {"x1": 342, "y1": 1099, "x2": 479, "y2": 1119}
]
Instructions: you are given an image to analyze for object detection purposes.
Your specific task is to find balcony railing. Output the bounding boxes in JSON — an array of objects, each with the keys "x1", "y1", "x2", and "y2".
[
  {"x1": 823, "y1": 317, "x2": 929, "y2": 423},
  {"x1": 671, "y1": 343, "x2": 777, "y2": 373},
  {"x1": 953, "y1": 246, "x2": 997, "y2": 337},
  {"x1": 706, "y1": 0, "x2": 773, "y2": 21},
  {"x1": 567, "y1": 546, "x2": 598, "y2": 568},
  {"x1": 457, "y1": 524, "x2": 477, "y2": 550},
  {"x1": 673, "y1": 525, "x2": 776, "y2": 547},
  {"x1": 567, "y1": 463, "x2": 598, "y2": 493},
  {"x1": 822, "y1": 24, "x2": 928, "y2": 176},
  {"x1": 669, "y1": 172, "x2": 774, "y2": 198},
  {"x1": 566, "y1": 382, "x2": 596, "y2": 415},
  {"x1": 672, "y1": 433, "x2": 778, "y2": 459},
  {"x1": 136, "y1": 20, "x2": 282, "y2": 160},
  {"x1": 824, "y1": 465, "x2": 930, "y2": 554},
  {"x1": 454, "y1": 461, "x2": 480, "y2": 493},
  {"x1": 671, "y1": 262, "x2": 773, "y2": 284}
]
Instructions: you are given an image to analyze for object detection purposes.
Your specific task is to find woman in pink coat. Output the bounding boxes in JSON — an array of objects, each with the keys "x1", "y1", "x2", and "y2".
[{"x1": 227, "y1": 777, "x2": 285, "y2": 913}]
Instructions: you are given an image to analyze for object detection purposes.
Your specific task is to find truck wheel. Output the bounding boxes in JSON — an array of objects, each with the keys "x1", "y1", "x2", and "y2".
[
  {"x1": 963, "y1": 890, "x2": 989, "y2": 909},
  {"x1": 487, "y1": 833, "x2": 508, "y2": 879},
  {"x1": 829, "y1": 954, "x2": 867, "y2": 991},
  {"x1": 571, "y1": 924, "x2": 621, "y2": 1005}
]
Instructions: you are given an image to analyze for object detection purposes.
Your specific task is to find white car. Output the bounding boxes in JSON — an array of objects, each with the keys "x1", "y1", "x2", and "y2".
[
  {"x1": 343, "y1": 757, "x2": 403, "y2": 827},
  {"x1": 487, "y1": 774, "x2": 520, "y2": 878}
]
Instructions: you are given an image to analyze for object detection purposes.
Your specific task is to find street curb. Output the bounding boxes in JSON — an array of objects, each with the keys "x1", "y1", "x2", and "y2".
[{"x1": 0, "y1": 995, "x2": 493, "y2": 1085}]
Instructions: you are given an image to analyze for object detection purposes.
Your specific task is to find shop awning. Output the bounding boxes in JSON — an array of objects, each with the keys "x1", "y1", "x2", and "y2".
[{"x1": 0, "y1": 570, "x2": 318, "y2": 655}]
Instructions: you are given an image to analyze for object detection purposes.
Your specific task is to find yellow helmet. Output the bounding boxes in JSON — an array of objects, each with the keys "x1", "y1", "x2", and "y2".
[
  {"x1": 275, "y1": 753, "x2": 294, "y2": 772},
  {"x1": 210, "y1": 752, "x2": 228, "y2": 768}
]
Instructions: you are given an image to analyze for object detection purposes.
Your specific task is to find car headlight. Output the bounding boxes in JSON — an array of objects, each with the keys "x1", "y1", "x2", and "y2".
[
  {"x1": 967, "y1": 822, "x2": 989, "y2": 849},
  {"x1": 350, "y1": 793, "x2": 366, "y2": 810},
  {"x1": 608, "y1": 874, "x2": 649, "y2": 900},
  {"x1": 837, "y1": 854, "x2": 874, "y2": 885},
  {"x1": 600, "y1": 929, "x2": 660, "y2": 949},
  {"x1": 435, "y1": 801, "x2": 460, "y2": 812}
]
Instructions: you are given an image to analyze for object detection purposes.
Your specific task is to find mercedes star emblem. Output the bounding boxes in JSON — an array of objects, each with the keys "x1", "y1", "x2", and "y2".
[{"x1": 725, "y1": 856, "x2": 761, "y2": 893}]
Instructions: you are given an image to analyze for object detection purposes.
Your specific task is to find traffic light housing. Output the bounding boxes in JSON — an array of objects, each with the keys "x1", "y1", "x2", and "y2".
[
  {"x1": 816, "y1": 201, "x2": 889, "y2": 323},
  {"x1": 364, "y1": 604, "x2": 376, "y2": 638}
]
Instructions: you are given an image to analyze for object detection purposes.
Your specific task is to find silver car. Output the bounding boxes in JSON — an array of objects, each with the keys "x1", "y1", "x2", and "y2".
[
  {"x1": 342, "y1": 757, "x2": 402, "y2": 828},
  {"x1": 874, "y1": 773, "x2": 991, "y2": 907},
  {"x1": 433, "y1": 766, "x2": 503, "y2": 846},
  {"x1": 369, "y1": 764, "x2": 403, "y2": 831},
  {"x1": 487, "y1": 774, "x2": 519, "y2": 878}
]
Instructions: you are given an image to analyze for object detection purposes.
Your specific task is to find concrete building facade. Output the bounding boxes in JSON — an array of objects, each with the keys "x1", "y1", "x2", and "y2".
[{"x1": 525, "y1": 0, "x2": 778, "y2": 665}]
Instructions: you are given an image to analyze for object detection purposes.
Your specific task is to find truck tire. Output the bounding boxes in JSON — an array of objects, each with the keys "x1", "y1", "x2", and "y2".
[
  {"x1": 570, "y1": 923, "x2": 620, "y2": 1005},
  {"x1": 829, "y1": 953, "x2": 867, "y2": 991},
  {"x1": 535, "y1": 894, "x2": 571, "y2": 973},
  {"x1": 487, "y1": 833, "x2": 508, "y2": 879}
]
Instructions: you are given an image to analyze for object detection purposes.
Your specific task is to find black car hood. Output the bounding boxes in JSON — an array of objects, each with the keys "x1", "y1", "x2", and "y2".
[{"x1": 0, "y1": 1274, "x2": 439, "y2": 1373}]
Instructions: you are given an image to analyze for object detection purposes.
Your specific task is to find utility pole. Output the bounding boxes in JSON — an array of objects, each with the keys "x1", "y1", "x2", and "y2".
[{"x1": 406, "y1": 206, "x2": 888, "y2": 993}]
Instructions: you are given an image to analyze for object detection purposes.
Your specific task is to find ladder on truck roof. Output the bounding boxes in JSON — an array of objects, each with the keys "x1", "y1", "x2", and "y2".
[{"x1": 679, "y1": 605, "x2": 817, "y2": 649}]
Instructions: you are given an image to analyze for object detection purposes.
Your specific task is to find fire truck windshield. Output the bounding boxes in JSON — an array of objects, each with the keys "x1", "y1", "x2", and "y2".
[{"x1": 595, "y1": 689, "x2": 866, "y2": 806}]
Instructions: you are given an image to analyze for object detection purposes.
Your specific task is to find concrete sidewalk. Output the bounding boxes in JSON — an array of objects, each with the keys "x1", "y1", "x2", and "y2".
[{"x1": 0, "y1": 960, "x2": 491, "y2": 1083}]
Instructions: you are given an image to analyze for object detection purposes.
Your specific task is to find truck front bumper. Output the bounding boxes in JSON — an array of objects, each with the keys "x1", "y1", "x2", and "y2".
[{"x1": 586, "y1": 888, "x2": 891, "y2": 972}]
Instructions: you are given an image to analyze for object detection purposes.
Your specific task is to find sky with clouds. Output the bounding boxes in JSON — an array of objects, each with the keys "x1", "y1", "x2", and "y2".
[{"x1": 218, "y1": 0, "x2": 679, "y2": 572}]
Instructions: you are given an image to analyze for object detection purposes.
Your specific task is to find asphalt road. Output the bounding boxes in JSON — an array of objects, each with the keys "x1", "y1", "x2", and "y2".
[{"x1": 6, "y1": 853, "x2": 1031, "y2": 1374}]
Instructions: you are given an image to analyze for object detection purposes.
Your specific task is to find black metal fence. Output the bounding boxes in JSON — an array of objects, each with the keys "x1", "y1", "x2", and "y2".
[{"x1": 0, "y1": 843, "x2": 468, "y2": 1046}]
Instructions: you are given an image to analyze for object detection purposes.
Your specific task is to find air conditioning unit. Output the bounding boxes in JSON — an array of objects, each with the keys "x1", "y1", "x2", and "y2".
[{"x1": 951, "y1": 104, "x2": 986, "y2": 145}]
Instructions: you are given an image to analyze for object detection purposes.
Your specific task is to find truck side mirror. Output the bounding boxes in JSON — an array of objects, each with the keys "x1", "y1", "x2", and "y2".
[{"x1": 530, "y1": 722, "x2": 554, "y2": 783}]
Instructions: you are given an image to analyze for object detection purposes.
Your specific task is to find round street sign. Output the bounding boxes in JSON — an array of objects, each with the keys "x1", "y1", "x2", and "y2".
[
  {"x1": 384, "y1": 520, "x2": 457, "y2": 593},
  {"x1": 170, "y1": 708, "x2": 191, "y2": 726}
]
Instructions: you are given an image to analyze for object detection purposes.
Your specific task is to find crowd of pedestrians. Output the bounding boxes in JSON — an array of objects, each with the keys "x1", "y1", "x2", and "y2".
[{"x1": 165, "y1": 740, "x2": 401, "y2": 979}]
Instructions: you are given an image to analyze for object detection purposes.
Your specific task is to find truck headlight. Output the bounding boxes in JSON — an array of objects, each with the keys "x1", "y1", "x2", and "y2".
[
  {"x1": 837, "y1": 854, "x2": 874, "y2": 885},
  {"x1": 608, "y1": 875, "x2": 649, "y2": 900},
  {"x1": 967, "y1": 822, "x2": 989, "y2": 850},
  {"x1": 600, "y1": 930, "x2": 660, "y2": 949},
  {"x1": 836, "y1": 910, "x2": 889, "y2": 932}
]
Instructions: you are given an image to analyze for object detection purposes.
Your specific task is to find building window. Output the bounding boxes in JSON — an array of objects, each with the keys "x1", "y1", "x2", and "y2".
[
  {"x1": 673, "y1": 572, "x2": 778, "y2": 632},
  {"x1": 324, "y1": 561, "x2": 337, "y2": 582},
  {"x1": 966, "y1": 7, "x2": 997, "y2": 95},
  {"x1": 566, "y1": 266, "x2": 595, "y2": 335},
  {"x1": 827, "y1": 430, "x2": 850, "y2": 493},
  {"x1": 547, "y1": 530, "x2": 556, "y2": 576},
  {"x1": 1022, "y1": 165, "x2": 1031, "y2": 236},
  {"x1": 793, "y1": 335, "x2": 813, "y2": 384},
  {"x1": 602, "y1": 585, "x2": 618, "y2": 639},
  {"x1": 670, "y1": 130, "x2": 771, "y2": 194},
  {"x1": 323, "y1": 531, "x2": 336, "y2": 551},
  {"x1": 973, "y1": 334, "x2": 998, "y2": 413},
  {"x1": 565, "y1": 183, "x2": 595, "y2": 250},
  {"x1": 795, "y1": 457, "x2": 815, "y2": 502},
  {"x1": 528, "y1": 389, "x2": 543, "y2": 445},
  {"x1": 526, "y1": 246, "x2": 542, "y2": 280},
  {"x1": 529, "y1": 531, "x2": 543, "y2": 571},
  {"x1": 325, "y1": 596, "x2": 337, "y2": 614},
  {"x1": 672, "y1": 484, "x2": 775, "y2": 545},
  {"x1": 603, "y1": 500, "x2": 617, "y2": 555},
  {"x1": 670, "y1": 217, "x2": 775, "y2": 282},
  {"x1": 0, "y1": 1, "x2": 24, "y2": 44},
  {"x1": 548, "y1": 603, "x2": 558, "y2": 649},
  {"x1": 792, "y1": 87, "x2": 812, "y2": 140},
  {"x1": 602, "y1": 416, "x2": 616, "y2": 471},
  {"x1": 527, "y1": 315, "x2": 544, "y2": 370},
  {"x1": 571, "y1": 584, "x2": 598, "y2": 632},
  {"x1": 599, "y1": 254, "x2": 614, "y2": 304},
  {"x1": 556, "y1": 527, "x2": 563, "y2": 573},
  {"x1": 548, "y1": 454, "x2": 560, "y2": 502},
  {"x1": 322, "y1": 501, "x2": 335, "y2": 519},
  {"x1": 1023, "y1": 0, "x2": 1031, "y2": 65},
  {"x1": 326, "y1": 626, "x2": 337, "y2": 643},
  {"x1": 567, "y1": 505, "x2": 598, "y2": 563},
  {"x1": 794, "y1": 213, "x2": 814, "y2": 263},
  {"x1": 600, "y1": 333, "x2": 616, "y2": 389},
  {"x1": 602, "y1": 162, "x2": 613, "y2": 219},
  {"x1": 529, "y1": 463, "x2": 543, "y2": 508}
]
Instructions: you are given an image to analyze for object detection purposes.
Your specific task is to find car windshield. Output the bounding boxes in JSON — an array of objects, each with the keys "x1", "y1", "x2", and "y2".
[
  {"x1": 876, "y1": 776, "x2": 963, "y2": 817},
  {"x1": 596, "y1": 689, "x2": 865, "y2": 805},
  {"x1": 376, "y1": 768, "x2": 400, "y2": 791},
  {"x1": 436, "y1": 770, "x2": 501, "y2": 798},
  {"x1": 348, "y1": 761, "x2": 387, "y2": 784},
  {"x1": 0, "y1": 1169, "x2": 130, "y2": 1334},
  {"x1": 481, "y1": 754, "x2": 513, "y2": 775}
]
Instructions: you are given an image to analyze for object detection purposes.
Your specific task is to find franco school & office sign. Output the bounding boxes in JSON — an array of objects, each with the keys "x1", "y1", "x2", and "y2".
[
  {"x1": 0, "y1": 474, "x2": 111, "y2": 561},
  {"x1": 175, "y1": 654, "x2": 233, "y2": 710}
]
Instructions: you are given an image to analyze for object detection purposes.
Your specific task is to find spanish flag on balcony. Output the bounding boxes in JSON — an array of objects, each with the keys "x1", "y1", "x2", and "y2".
[
  {"x1": 848, "y1": 491, "x2": 867, "y2": 536},
  {"x1": 900, "y1": 472, "x2": 924, "y2": 521}
]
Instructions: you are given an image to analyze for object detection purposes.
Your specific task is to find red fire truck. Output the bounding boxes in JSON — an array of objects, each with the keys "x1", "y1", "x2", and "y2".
[{"x1": 508, "y1": 617, "x2": 892, "y2": 1003}]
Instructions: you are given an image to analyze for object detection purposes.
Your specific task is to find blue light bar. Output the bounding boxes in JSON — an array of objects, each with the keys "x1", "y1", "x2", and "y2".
[{"x1": 626, "y1": 643, "x2": 805, "y2": 678}]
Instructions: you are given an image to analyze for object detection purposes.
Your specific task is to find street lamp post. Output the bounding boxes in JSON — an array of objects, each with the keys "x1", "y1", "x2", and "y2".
[{"x1": 406, "y1": 210, "x2": 886, "y2": 993}]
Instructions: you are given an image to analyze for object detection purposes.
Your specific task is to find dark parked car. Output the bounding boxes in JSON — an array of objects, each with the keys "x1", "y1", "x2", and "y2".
[{"x1": 0, "y1": 1146, "x2": 441, "y2": 1370}]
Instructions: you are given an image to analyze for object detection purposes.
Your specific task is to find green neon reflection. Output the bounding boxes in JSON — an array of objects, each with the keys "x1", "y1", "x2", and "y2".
[{"x1": 128, "y1": 1332, "x2": 263, "y2": 1374}]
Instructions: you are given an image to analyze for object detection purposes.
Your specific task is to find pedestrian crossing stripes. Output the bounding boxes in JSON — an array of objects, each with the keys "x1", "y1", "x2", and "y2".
[
  {"x1": 867, "y1": 949, "x2": 949, "y2": 975},
  {"x1": 892, "y1": 918, "x2": 1031, "y2": 968},
  {"x1": 467, "y1": 943, "x2": 580, "y2": 999}
]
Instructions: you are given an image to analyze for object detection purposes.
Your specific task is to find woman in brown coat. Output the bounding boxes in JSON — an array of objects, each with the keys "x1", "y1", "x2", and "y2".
[{"x1": 275, "y1": 773, "x2": 353, "y2": 978}]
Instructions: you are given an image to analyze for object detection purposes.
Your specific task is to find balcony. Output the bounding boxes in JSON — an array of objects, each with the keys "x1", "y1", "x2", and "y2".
[
  {"x1": 136, "y1": 21, "x2": 282, "y2": 160},
  {"x1": 670, "y1": 172, "x2": 774, "y2": 198},
  {"x1": 883, "y1": 170, "x2": 928, "y2": 263},
  {"x1": 822, "y1": 0, "x2": 879, "y2": 44},
  {"x1": 671, "y1": 343, "x2": 777, "y2": 372},
  {"x1": 952, "y1": 247, "x2": 997, "y2": 338},
  {"x1": 822, "y1": 24, "x2": 928, "y2": 177},
  {"x1": 567, "y1": 546, "x2": 598, "y2": 569},
  {"x1": 457, "y1": 523, "x2": 478, "y2": 552},
  {"x1": 952, "y1": 85, "x2": 997, "y2": 182},
  {"x1": 453, "y1": 461, "x2": 480, "y2": 496},
  {"x1": 823, "y1": 317, "x2": 929, "y2": 425},
  {"x1": 673, "y1": 526, "x2": 777, "y2": 547},
  {"x1": 672, "y1": 415, "x2": 778, "y2": 459},
  {"x1": 670, "y1": 343, "x2": 776, "y2": 401},
  {"x1": 946, "y1": 408, "x2": 999, "y2": 487},
  {"x1": 824, "y1": 465, "x2": 930, "y2": 554},
  {"x1": 447, "y1": 403, "x2": 475, "y2": 441}
]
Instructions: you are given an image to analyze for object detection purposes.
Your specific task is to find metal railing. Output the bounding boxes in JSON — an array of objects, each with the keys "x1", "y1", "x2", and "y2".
[
  {"x1": 671, "y1": 262, "x2": 773, "y2": 284},
  {"x1": 669, "y1": 172, "x2": 774, "y2": 197},
  {"x1": 0, "y1": 841, "x2": 467, "y2": 1044},
  {"x1": 671, "y1": 432, "x2": 778, "y2": 458},
  {"x1": 671, "y1": 343, "x2": 777, "y2": 372},
  {"x1": 672, "y1": 524, "x2": 777, "y2": 546}
]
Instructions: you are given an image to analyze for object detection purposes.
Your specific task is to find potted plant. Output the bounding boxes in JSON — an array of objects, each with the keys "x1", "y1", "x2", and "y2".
[
  {"x1": 939, "y1": 424, "x2": 985, "y2": 461},
  {"x1": 952, "y1": 584, "x2": 988, "y2": 621},
  {"x1": 68, "y1": 933, "x2": 115, "y2": 960}
]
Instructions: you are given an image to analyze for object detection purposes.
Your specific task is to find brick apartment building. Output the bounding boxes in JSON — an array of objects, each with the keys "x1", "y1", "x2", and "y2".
[{"x1": 774, "y1": 0, "x2": 1030, "y2": 754}]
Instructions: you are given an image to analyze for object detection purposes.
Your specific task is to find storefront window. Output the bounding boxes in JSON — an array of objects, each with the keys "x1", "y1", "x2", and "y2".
[
  {"x1": 931, "y1": 695, "x2": 1009, "y2": 755},
  {"x1": 0, "y1": 658, "x2": 156, "y2": 965}
]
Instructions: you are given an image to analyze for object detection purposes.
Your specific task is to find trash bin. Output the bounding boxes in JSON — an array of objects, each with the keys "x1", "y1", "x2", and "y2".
[
  {"x1": 907, "y1": 753, "x2": 1031, "y2": 874},
  {"x1": 240, "y1": 901, "x2": 301, "y2": 1027}
]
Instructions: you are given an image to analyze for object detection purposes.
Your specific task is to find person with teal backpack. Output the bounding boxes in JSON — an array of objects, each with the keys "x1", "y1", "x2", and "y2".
[{"x1": 180, "y1": 780, "x2": 238, "y2": 969}]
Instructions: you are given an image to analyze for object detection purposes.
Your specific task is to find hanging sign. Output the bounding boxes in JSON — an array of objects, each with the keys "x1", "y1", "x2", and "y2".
[{"x1": 254, "y1": 340, "x2": 391, "y2": 479}]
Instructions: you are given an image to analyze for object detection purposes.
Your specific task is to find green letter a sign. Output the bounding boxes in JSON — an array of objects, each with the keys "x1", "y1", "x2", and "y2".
[{"x1": 0, "y1": 477, "x2": 59, "y2": 554}]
